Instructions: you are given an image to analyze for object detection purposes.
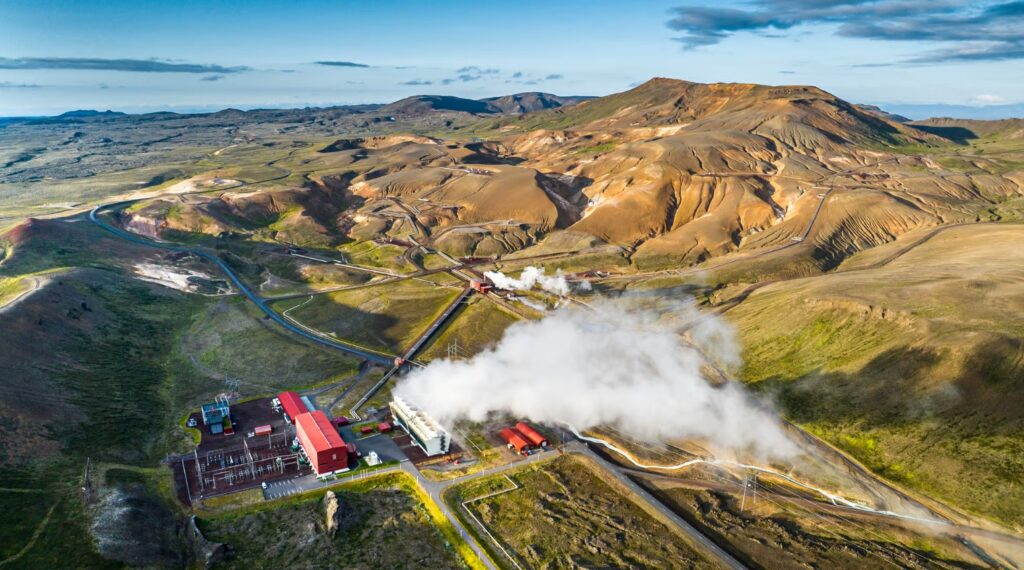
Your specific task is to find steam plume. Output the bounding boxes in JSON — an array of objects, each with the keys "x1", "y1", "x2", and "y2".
[
  {"x1": 396, "y1": 299, "x2": 796, "y2": 458},
  {"x1": 484, "y1": 266, "x2": 589, "y2": 296}
]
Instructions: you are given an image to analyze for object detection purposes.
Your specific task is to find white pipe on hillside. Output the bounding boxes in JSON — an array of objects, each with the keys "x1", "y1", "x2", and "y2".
[{"x1": 568, "y1": 426, "x2": 944, "y2": 525}]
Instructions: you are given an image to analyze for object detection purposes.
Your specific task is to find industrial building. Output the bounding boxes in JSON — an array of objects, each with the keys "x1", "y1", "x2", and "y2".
[
  {"x1": 200, "y1": 396, "x2": 232, "y2": 435},
  {"x1": 499, "y1": 427, "x2": 531, "y2": 455},
  {"x1": 277, "y1": 391, "x2": 308, "y2": 422},
  {"x1": 389, "y1": 397, "x2": 450, "y2": 456},
  {"x1": 294, "y1": 410, "x2": 349, "y2": 476},
  {"x1": 469, "y1": 278, "x2": 493, "y2": 293},
  {"x1": 200, "y1": 397, "x2": 229, "y2": 425},
  {"x1": 516, "y1": 422, "x2": 548, "y2": 448}
]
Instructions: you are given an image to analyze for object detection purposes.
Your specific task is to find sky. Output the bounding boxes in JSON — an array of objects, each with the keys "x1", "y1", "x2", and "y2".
[{"x1": 1, "y1": 0, "x2": 1022, "y2": 117}]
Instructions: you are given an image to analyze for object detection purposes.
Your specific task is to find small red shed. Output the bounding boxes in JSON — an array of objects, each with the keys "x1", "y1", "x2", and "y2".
[
  {"x1": 515, "y1": 422, "x2": 548, "y2": 448},
  {"x1": 499, "y1": 427, "x2": 530, "y2": 455}
]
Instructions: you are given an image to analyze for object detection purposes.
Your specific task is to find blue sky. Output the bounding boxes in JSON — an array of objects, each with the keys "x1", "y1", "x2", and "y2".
[{"x1": 1, "y1": 0, "x2": 1022, "y2": 116}]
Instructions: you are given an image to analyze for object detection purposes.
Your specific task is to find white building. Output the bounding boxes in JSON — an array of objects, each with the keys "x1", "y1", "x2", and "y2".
[{"x1": 389, "y1": 396, "x2": 450, "y2": 456}]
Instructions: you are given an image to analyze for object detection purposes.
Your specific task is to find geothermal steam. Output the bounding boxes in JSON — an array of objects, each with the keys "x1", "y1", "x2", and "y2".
[
  {"x1": 484, "y1": 266, "x2": 589, "y2": 297},
  {"x1": 395, "y1": 299, "x2": 796, "y2": 458}
]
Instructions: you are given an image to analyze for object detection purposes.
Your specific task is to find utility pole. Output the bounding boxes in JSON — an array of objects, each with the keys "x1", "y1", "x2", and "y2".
[
  {"x1": 244, "y1": 439, "x2": 256, "y2": 479},
  {"x1": 194, "y1": 449, "x2": 204, "y2": 494},
  {"x1": 751, "y1": 473, "x2": 758, "y2": 509},
  {"x1": 740, "y1": 471, "x2": 749, "y2": 512}
]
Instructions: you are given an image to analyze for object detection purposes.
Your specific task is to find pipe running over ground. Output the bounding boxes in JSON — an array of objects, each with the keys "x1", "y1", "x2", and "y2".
[{"x1": 568, "y1": 426, "x2": 947, "y2": 526}]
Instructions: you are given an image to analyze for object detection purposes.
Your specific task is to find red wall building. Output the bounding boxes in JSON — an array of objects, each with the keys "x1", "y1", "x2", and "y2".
[
  {"x1": 498, "y1": 427, "x2": 531, "y2": 455},
  {"x1": 515, "y1": 422, "x2": 548, "y2": 448},
  {"x1": 295, "y1": 410, "x2": 349, "y2": 475},
  {"x1": 278, "y1": 391, "x2": 307, "y2": 422}
]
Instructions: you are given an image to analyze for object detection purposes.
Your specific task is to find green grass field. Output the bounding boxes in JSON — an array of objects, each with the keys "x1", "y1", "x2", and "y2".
[
  {"x1": 0, "y1": 489, "x2": 53, "y2": 561},
  {"x1": 418, "y1": 297, "x2": 520, "y2": 361},
  {"x1": 181, "y1": 296, "x2": 362, "y2": 401},
  {"x1": 272, "y1": 278, "x2": 463, "y2": 354},
  {"x1": 640, "y1": 479, "x2": 983, "y2": 569},
  {"x1": 199, "y1": 473, "x2": 470, "y2": 570},
  {"x1": 727, "y1": 224, "x2": 1024, "y2": 527},
  {"x1": 446, "y1": 455, "x2": 717, "y2": 569},
  {"x1": 0, "y1": 215, "x2": 395, "y2": 565}
]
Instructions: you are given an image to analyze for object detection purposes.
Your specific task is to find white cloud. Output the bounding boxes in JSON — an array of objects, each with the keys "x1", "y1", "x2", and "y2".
[{"x1": 971, "y1": 94, "x2": 1006, "y2": 105}]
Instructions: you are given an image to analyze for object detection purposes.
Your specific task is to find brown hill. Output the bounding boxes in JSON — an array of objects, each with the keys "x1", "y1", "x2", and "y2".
[
  {"x1": 489, "y1": 78, "x2": 933, "y2": 148},
  {"x1": 121, "y1": 77, "x2": 1023, "y2": 268},
  {"x1": 380, "y1": 95, "x2": 498, "y2": 115},
  {"x1": 481, "y1": 92, "x2": 592, "y2": 114},
  {"x1": 911, "y1": 117, "x2": 1024, "y2": 142},
  {"x1": 856, "y1": 104, "x2": 910, "y2": 124}
]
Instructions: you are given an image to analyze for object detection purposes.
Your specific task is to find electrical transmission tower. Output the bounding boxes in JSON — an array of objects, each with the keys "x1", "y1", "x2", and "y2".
[{"x1": 447, "y1": 338, "x2": 461, "y2": 360}]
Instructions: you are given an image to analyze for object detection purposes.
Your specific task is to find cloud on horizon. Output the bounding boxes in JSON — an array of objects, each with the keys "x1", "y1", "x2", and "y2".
[
  {"x1": 504, "y1": 71, "x2": 566, "y2": 85},
  {"x1": 399, "y1": 79, "x2": 432, "y2": 86},
  {"x1": 444, "y1": 66, "x2": 501, "y2": 83},
  {"x1": 314, "y1": 60, "x2": 371, "y2": 68},
  {"x1": 0, "y1": 57, "x2": 249, "y2": 73},
  {"x1": 666, "y1": 1, "x2": 1024, "y2": 63},
  {"x1": 0, "y1": 81, "x2": 41, "y2": 88}
]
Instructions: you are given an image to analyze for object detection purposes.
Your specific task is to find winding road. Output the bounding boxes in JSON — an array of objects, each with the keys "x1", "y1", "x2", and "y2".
[{"x1": 88, "y1": 203, "x2": 393, "y2": 365}]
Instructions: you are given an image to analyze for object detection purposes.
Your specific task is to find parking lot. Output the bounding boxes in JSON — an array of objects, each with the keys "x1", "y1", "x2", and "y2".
[{"x1": 261, "y1": 475, "x2": 307, "y2": 500}]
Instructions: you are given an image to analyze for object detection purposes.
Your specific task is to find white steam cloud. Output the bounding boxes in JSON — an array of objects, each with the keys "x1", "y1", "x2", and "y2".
[
  {"x1": 395, "y1": 299, "x2": 797, "y2": 458},
  {"x1": 484, "y1": 266, "x2": 590, "y2": 297}
]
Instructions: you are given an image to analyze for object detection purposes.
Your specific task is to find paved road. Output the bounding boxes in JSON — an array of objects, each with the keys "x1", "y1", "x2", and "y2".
[
  {"x1": 88, "y1": 203, "x2": 393, "y2": 365},
  {"x1": 414, "y1": 442, "x2": 747, "y2": 570},
  {"x1": 402, "y1": 461, "x2": 499, "y2": 570}
]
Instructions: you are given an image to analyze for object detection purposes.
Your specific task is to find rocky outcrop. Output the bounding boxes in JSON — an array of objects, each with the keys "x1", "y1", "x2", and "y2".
[{"x1": 323, "y1": 490, "x2": 340, "y2": 537}]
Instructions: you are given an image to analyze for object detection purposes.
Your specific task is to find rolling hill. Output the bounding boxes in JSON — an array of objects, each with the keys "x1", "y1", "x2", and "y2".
[
  {"x1": 2, "y1": 75, "x2": 1024, "y2": 565},
  {"x1": 114, "y1": 78, "x2": 1022, "y2": 273},
  {"x1": 480, "y1": 92, "x2": 592, "y2": 114}
]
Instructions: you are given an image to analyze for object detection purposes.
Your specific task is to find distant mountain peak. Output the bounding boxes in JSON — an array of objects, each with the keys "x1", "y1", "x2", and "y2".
[
  {"x1": 380, "y1": 95, "x2": 499, "y2": 115},
  {"x1": 56, "y1": 109, "x2": 126, "y2": 118},
  {"x1": 480, "y1": 92, "x2": 592, "y2": 114}
]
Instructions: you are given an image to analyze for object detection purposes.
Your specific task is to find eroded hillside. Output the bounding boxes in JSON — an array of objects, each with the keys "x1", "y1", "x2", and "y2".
[{"x1": 116, "y1": 79, "x2": 1022, "y2": 276}]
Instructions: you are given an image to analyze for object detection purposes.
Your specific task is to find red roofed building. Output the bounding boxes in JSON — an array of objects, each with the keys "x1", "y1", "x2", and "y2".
[
  {"x1": 278, "y1": 391, "x2": 307, "y2": 422},
  {"x1": 515, "y1": 422, "x2": 548, "y2": 448},
  {"x1": 295, "y1": 410, "x2": 349, "y2": 476},
  {"x1": 498, "y1": 427, "x2": 531, "y2": 455}
]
